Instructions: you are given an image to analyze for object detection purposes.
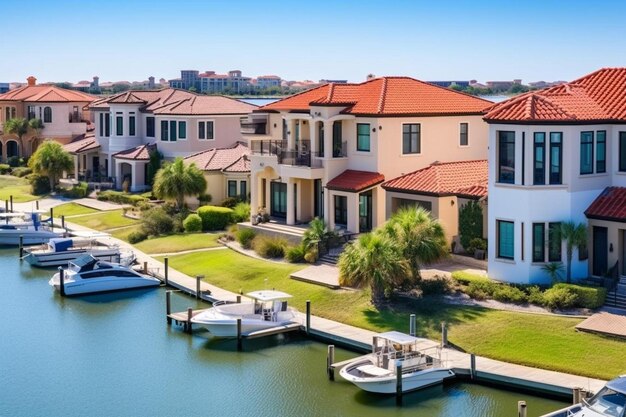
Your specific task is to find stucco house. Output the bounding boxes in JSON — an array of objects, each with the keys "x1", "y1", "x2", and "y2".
[
  {"x1": 248, "y1": 77, "x2": 492, "y2": 235},
  {"x1": 485, "y1": 67, "x2": 626, "y2": 285}
]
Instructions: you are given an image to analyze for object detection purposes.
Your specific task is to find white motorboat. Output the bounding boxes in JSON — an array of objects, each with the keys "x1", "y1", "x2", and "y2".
[
  {"x1": 48, "y1": 255, "x2": 160, "y2": 296},
  {"x1": 0, "y1": 212, "x2": 62, "y2": 245},
  {"x1": 190, "y1": 290, "x2": 298, "y2": 337},
  {"x1": 339, "y1": 331, "x2": 455, "y2": 394},
  {"x1": 541, "y1": 376, "x2": 626, "y2": 417},
  {"x1": 23, "y1": 236, "x2": 134, "y2": 267}
]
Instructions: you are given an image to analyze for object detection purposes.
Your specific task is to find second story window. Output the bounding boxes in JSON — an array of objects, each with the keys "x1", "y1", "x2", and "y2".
[
  {"x1": 620, "y1": 132, "x2": 626, "y2": 172},
  {"x1": 282, "y1": 119, "x2": 287, "y2": 141},
  {"x1": 105, "y1": 114, "x2": 110, "y2": 137},
  {"x1": 333, "y1": 121, "x2": 343, "y2": 158},
  {"x1": 596, "y1": 131, "x2": 606, "y2": 173},
  {"x1": 169, "y1": 121, "x2": 177, "y2": 142},
  {"x1": 198, "y1": 121, "x2": 214, "y2": 140},
  {"x1": 161, "y1": 120, "x2": 168, "y2": 141},
  {"x1": 178, "y1": 121, "x2": 186, "y2": 139},
  {"x1": 5, "y1": 106, "x2": 16, "y2": 120},
  {"x1": 99, "y1": 113, "x2": 104, "y2": 137},
  {"x1": 129, "y1": 113, "x2": 136, "y2": 136},
  {"x1": 460, "y1": 123, "x2": 469, "y2": 146},
  {"x1": 402, "y1": 123, "x2": 421, "y2": 154},
  {"x1": 533, "y1": 132, "x2": 545, "y2": 185},
  {"x1": 115, "y1": 113, "x2": 123, "y2": 136},
  {"x1": 43, "y1": 106, "x2": 52, "y2": 123},
  {"x1": 356, "y1": 123, "x2": 370, "y2": 151},
  {"x1": 27, "y1": 106, "x2": 35, "y2": 120},
  {"x1": 497, "y1": 131, "x2": 515, "y2": 184},
  {"x1": 580, "y1": 131, "x2": 593, "y2": 175},
  {"x1": 549, "y1": 132, "x2": 562, "y2": 184},
  {"x1": 146, "y1": 117, "x2": 155, "y2": 138}
]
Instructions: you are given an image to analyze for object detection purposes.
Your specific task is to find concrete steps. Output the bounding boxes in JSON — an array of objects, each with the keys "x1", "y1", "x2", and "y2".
[{"x1": 605, "y1": 291, "x2": 626, "y2": 309}]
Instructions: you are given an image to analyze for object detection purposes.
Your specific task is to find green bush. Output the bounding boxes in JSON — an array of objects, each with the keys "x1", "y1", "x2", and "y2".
[
  {"x1": 304, "y1": 247, "x2": 318, "y2": 263},
  {"x1": 198, "y1": 194, "x2": 212, "y2": 205},
  {"x1": 140, "y1": 207, "x2": 174, "y2": 236},
  {"x1": 97, "y1": 190, "x2": 147, "y2": 206},
  {"x1": 543, "y1": 286, "x2": 578, "y2": 310},
  {"x1": 60, "y1": 182, "x2": 88, "y2": 198},
  {"x1": 7, "y1": 156, "x2": 23, "y2": 168},
  {"x1": 466, "y1": 280, "x2": 498, "y2": 300},
  {"x1": 0, "y1": 164, "x2": 11, "y2": 174},
  {"x1": 197, "y1": 205, "x2": 234, "y2": 231},
  {"x1": 459, "y1": 200, "x2": 483, "y2": 250},
  {"x1": 221, "y1": 196, "x2": 243, "y2": 208},
  {"x1": 232, "y1": 202, "x2": 251, "y2": 223},
  {"x1": 236, "y1": 228, "x2": 256, "y2": 249},
  {"x1": 12, "y1": 167, "x2": 32, "y2": 177},
  {"x1": 526, "y1": 286, "x2": 545, "y2": 305},
  {"x1": 28, "y1": 174, "x2": 51, "y2": 195},
  {"x1": 127, "y1": 230, "x2": 148, "y2": 244},
  {"x1": 420, "y1": 275, "x2": 452, "y2": 295},
  {"x1": 553, "y1": 283, "x2": 606, "y2": 309},
  {"x1": 286, "y1": 244, "x2": 306, "y2": 263},
  {"x1": 254, "y1": 236, "x2": 288, "y2": 258},
  {"x1": 467, "y1": 238, "x2": 487, "y2": 255},
  {"x1": 451, "y1": 271, "x2": 490, "y2": 286},
  {"x1": 492, "y1": 285, "x2": 527, "y2": 304},
  {"x1": 182, "y1": 214, "x2": 203, "y2": 233}
]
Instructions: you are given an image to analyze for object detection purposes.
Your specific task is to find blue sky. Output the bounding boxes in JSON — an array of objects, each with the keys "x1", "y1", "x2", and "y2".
[{"x1": 2, "y1": 0, "x2": 625, "y2": 84}]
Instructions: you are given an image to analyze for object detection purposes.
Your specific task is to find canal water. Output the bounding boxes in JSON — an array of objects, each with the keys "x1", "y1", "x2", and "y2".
[{"x1": 0, "y1": 248, "x2": 567, "y2": 417}]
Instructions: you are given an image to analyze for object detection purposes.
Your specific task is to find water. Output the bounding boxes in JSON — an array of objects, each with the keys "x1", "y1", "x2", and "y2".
[
  {"x1": 0, "y1": 248, "x2": 567, "y2": 417},
  {"x1": 239, "y1": 97, "x2": 279, "y2": 106}
]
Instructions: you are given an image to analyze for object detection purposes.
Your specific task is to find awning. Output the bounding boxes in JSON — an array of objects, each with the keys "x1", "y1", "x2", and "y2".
[{"x1": 326, "y1": 170, "x2": 384, "y2": 193}]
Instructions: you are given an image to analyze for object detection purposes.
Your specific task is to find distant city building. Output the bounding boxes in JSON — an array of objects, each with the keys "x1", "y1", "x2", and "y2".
[
  {"x1": 0, "y1": 83, "x2": 9, "y2": 94},
  {"x1": 428, "y1": 81, "x2": 471, "y2": 88},
  {"x1": 319, "y1": 79, "x2": 348, "y2": 84},
  {"x1": 486, "y1": 79, "x2": 522, "y2": 90},
  {"x1": 255, "y1": 75, "x2": 282, "y2": 89},
  {"x1": 528, "y1": 80, "x2": 566, "y2": 89}
]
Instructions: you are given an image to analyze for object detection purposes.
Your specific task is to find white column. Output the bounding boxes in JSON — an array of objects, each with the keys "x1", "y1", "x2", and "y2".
[
  {"x1": 287, "y1": 119, "x2": 297, "y2": 149},
  {"x1": 115, "y1": 161, "x2": 123, "y2": 190},
  {"x1": 323, "y1": 120, "x2": 333, "y2": 159},
  {"x1": 327, "y1": 191, "x2": 335, "y2": 230},
  {"x1": 309, "y1": 121, "x2": 318, "y2": 157},
  {"x1": 348, "y1": 193, "x2": 360, "y2": 233},
  {"x1": 73, "y1": 155, "x2": 79, "y2": 179},
  {"x1": 250, "y1": 172, "x2": 259, "y2": 221},
  {"x1": 286, "y1": 178, "x2": 295, "y2": 225}
]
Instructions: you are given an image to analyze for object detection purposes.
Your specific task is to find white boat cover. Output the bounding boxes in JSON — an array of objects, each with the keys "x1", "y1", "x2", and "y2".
[
  {"x1": 377, "y1": 331, "x2": 420, "y2": 346},
  {"x1": 246, "y1": 290, "x2": 292, "y2": 302}
]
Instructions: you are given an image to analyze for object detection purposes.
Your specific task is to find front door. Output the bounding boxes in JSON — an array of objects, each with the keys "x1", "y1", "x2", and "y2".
[
  {"x1": 92, "y1": 156, "x2": 100, "y2": 181},
  {"x1": 359, "y1": 191, "x2": 372, "y2": 233},
  {"x1": 270, "y1": 182, "x2": 287, "y2": 218},
  {"x1": 593, "y1": 226, "x2": 608, "y2": 276}
]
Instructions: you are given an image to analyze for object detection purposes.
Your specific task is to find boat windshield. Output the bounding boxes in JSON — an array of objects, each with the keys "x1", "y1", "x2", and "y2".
[{"x1": 585, "y1": 387, "x2": 626, "y2": 417}]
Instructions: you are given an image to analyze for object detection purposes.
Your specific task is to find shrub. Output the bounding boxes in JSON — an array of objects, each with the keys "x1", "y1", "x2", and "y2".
[
  {"x1": 28, "y1": 174, "x2": 51, "y2": 195},
  {"x1": 220, "y1": 196, "x2": 242, "y2": 208},
  {"x1": 543, "y1": 286, "x2": 578, "y2": 310},
  {"x1": 466, "y1": 280, "x2": 498, "y2": 300},
  {"x1": 467, "y1": 238, "x2": 487, "y2": 255},
  {"x1": 60, "y1": 182, "x2": 88, "y2": 198},
  {"x1": 254, "y1": 236, "x2": 288, "y2": 258},
  {"x1": 198, "y1": 194, "x2": 212, "y2": 205},
  {"x1": 183, "y1": 214, "x2": 203, "y2": 233},
  {"x1": 12, "y1": 167, "x2": 32, "y2": 178},
  {"x1": 140, "y1": 207, "x2": 174, "y2": 236},
  {"x1": 451, "y1": 271, "x2": 490, "y2": 286},
  {"x1": 7, "y1": 156, "x2": 23, "y2": 168},
  {"x1": 459, "y1": 200, "x2": 483, "y2": 250},
  {"x1": 232, "y1": 202, "x2": 251, "y2": 223},
  {"x1": 236, "y1": 228, "x2": 256, "y2": 249},
  {"x1": 553, "y1": 283, "x2": 606, "y2": 309},
  {"x1": 0, "y1": 164, "x2": 11, "y2": 174},
  {"x1": 304, "y1": 247, "x2": 318, "y2": 263},
  {"x1": 197, "y1": 205, "x2": 234, "y2": 231},
  {"x1": 97, "y1": 190, "x2": 147, "y2": 206},
  {"x1": 526, "y1": 286, "x2": 545, "y2": 305},
  {"x1": 420, "y1": 275, "x2": 452, "y2": 295},
  {"x1": 127, "y1": 230, "x2": 148, "y2": 244},
  {"x1": 286, "y1": 244, "x2": 306, "y2": 263},
  {"x1": 492, "y1": 285, "x2": 527, "y2": 304}
]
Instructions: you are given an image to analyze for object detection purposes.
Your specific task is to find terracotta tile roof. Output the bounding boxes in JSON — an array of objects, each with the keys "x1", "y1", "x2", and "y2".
[
  {"x1": 326, "y1": 170, "x2": 385, "y2": 192},
  {"x1": 113, "y1": 143, "x2": 155, "y2": 161},
  {"x1": 183, "y1": 142, "x2": 250, "y2": 172},
  {"x1": 0, "y1": 85, "x2": 96, "y2": 103},
  {"x1": 585, "y1": 187, "x2": 626, "y2": 222},
  {"x1": 259, "y1": 77, "x2": 492, "y2": 116},
  {"x1": 484, "y1": 68, "x2": 626, "y2": 122},
  {"x1": 89, "y1": 88, "x2": 256, "y2": 115},
  {"x1": 382, "y1": 160, "x2": 488, "y2": 198},
  {"x1": 62, "y1": 134, "x2": 100, "y2": 154}
]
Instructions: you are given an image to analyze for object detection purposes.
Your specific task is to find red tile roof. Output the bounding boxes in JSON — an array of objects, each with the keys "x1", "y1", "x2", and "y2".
[
  {"x1": 259, "y1": 77, "x2": 492, "y2": 116},
  {"x1": 0, "y1": 85, "x2": 96, "y2": 103},
  {"x1": 585, "y1": 187, "x2": 626, "y2": 222},
  {"x1": 484, "y1": 68, "x2": 626, "y2": 122},
  {"x1": 382, "y1": 160, "x2": 488, "y2": 198},
  {"x1": 62, "y1": 134, "x2": 100, "y2": 154},
  {"x1": 326, "y1": 170, "x2": 385, "y2": 193},
  {"x1": 183, "y1": 142, "x2": 250, "y2": 172},
  {"x1": 113, "y1": 143, "x2": 155, "y2": 161}
]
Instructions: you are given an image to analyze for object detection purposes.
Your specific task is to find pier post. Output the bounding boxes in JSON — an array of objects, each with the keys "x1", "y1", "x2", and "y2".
[
  {"x1": 19, "y1": 235, "x2": 24, "y2": 259},
  {"x1": 36, "y1": 200, "x2": 39, "y2": 210},
  {"x1": 441, "y1": 322, "x2": 448, "y2": 347},
  {"x1": 195, "y1": 275, "x2": 202, "y2": 299},
  {"x1": 186, "y1": 308, "x2": 193, "y2": 334},
  {"x1": 470, "y1": 353, "x2": 476, "y2": 380},
  {"x1": 372, "y1": 336, "x2": 378, "y2": 353},
  {"x1": 10, "y1": 195, "x2": 13, "y2": 212},
  {"x1": 164, "y1": 257, "x2": 169, "y2": 286},
  {"x1": 327, "y1": 345, "x2": 335, "y2": 381},
  {"x1": 396, "y1": 360, "x2": 403, "y2": 405},
  {"x1": 572, "y1": 387, "x2": 581, "y2": 404},
  {"x1": 166, "y1": 291, "x2": 172, "y2": 325},
  {"x1": 61, "y1": 215, "x2": 65, "y2": 230},
  {"x1": 305, "y1": 300, "x2": 311, "y2": 335},
  {"x1": 409, "y1": 314, "x2": 416, "y2": 337},
  {"x1": 237, "y1": 318, "x2": 243, "y2": 351},
  {"x1": 143, "y1": 261, "x2": 148, "y2": 274},
  {"x1": 517, "y1": 401, "x2": 527, "y2": 417},
  {"x1": 5, "y1": 200, "x2": 8, "y2": 213},
  {"x1": 236, "y1": 295, "x2": 241, "y2": 303},
  {"x1": 58, "y1": 267, "x2": 65, "y2": 297},
  {"x1": 50, "y1": 208, "x2": 54, "y2": 227}
]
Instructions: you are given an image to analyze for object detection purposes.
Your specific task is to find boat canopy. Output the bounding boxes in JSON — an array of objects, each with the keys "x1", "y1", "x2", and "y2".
[
  {"x1": 377, "y1": 331, "x2": 420, "y2": 346},
  {"x1": 0, "y1": 213, "x2": 28, "y2": 218},
  {"x1": 49, "y1": 238, "x2": 73, "y2": 252},
  {"x1": 70, "y1": 231, "x2": 111, "y2": 238},
  {"x1": 607, "y1": 376, "x2": 626, "y2": 394},
  {"x1": 67, "y1": 254, "x2": 114, "y2": 273},
  {"x1": 246, "y1": 290, "x2": 292, "y2": 302}
]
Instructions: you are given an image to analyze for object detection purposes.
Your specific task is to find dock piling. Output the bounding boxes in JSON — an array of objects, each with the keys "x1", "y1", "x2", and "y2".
[
  {"x1": 195, "y1": 275, "x2": 204, "y2": 299},
  {"x1": 572, "y1": 387, "x2": 582, "y2": 404},
  {"x1": 396, "y1": 360, "x2": 403, "y2": 405},
  {"x1": 143, "y1": 261, "x2": 148, "y2": 274},
  {"x1": 5, "y1": 200, "x2": 8, "y2": 213},
  {"x1": 305, "y1": 300, "x2": 311, "y2": 335},
  {"x1": 10, "y1": 195, "x2": 13, "y2": 213},
  {"x1": 441, "y1": 322, "x2": 448, "y2": 347},
  {"x1": 372, "y1": 336, "x2": 378, "y2": 353},
  {"x1": 237, "y1": 318, "x2": 243, "y2": 351},
  {"x1": 409, "y1": 314, "x2": 416, "y2": 336},
  {"x1": 49, "y1": 208, "x2": 54, "y2": 227},
  {"x1": 36, "y1": 200, "x2": 39, "y2": 210},
  {"x1": 327, "y1": 345, "x2": 335, "y2": 381},
  {"x1": 164, "y1": 257, "x2": 169, "y2": 286},
  {"x1": 166, "y1": 291, "x2": 172, "y2": 325},
  {"x1": 61, "y1": 215, "x2": 65, "y2": 230},
  {"x1": 517, "y1": 401, "x2": 527, "y2": 417},
  {"x1": 19, "y1": 235, "x2": 24, "y2": 259},
  {"x1": 470, "y1": 353, "x2": 476, "y2": 379},
  {"x1": 186, "y1": 308, "x2": 193, "y2": 334},
  {"x1": 58, "y1": 267, "x2": 65, "y2": 297},
  {"x1": 236, "y1": 295, "x2": 241, "y2": 303}
]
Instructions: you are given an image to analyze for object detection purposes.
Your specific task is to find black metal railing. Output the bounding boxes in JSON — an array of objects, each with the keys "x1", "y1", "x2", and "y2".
[
  {"x1": 69, "y1": 112, "x2": 82, "y2": 123},
  {"x1": 251, "y1": 139, "x2": 323, "y2": 168},
  {"x1": 332, "y1": 141, "x2": 348, "y2": 158},
  {"x1": 251, "y1": 140, "x2": 286, "y2": 156},
  {"x1": 279, "y1": 150, "x2": 323, "y2": 168}
]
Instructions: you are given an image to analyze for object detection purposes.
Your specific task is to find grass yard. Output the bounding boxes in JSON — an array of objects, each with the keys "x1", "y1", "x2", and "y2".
[
  {"x1": 109, "y1": 225, "x2": 142, "y2": 242},
  {"x1": 67, "y1": 209, "x2": 138, "y2": 231},
  {"x1": 52, "y1": 203, "x2": 99, "y2": 217},
  {"x1": 134, "y1": 232, "x2": 221, "y2": 254},
  {"x1": 163, "y1": 249, "x2": 626, "y2": 380},
  {"x1": 0, "y1": 175, "x2": 39, "y2": 203}
]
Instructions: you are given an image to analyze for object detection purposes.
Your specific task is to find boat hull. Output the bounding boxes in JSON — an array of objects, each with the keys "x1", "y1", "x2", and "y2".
[
  {"x1": 192, "y1": 318, "x2": 294, "y2": 337},
  {"x1": 0, "y1": 231, "x2": 60, "y2": 246},
  {"x1": 49, "y1": 275, "x2": 160, "y2": 296},
  {"x1": 25, "y1": 249, "x2": 122, "y2": 267}
]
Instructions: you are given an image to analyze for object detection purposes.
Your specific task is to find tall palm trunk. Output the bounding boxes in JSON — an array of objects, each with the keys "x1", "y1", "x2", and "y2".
[{"x1": 566, "y1": 247, "x2": 573, "y2": 284}]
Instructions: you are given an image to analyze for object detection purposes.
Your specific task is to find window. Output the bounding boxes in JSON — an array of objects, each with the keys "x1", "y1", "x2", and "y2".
[
  {"x1": 318, "y1": 122, "x2": 324, "y2": 157},
  {"x1": 228, "y1": 180, "x2": 237, "y2": 198},
  {"x1": 178, "y1": 121, "x2": 186, "y2": 139},
  {"x1": 532, "y1": 223, "x2": 545, "y2": 262},
  {"x1": 43, "y1": 106, "x2": 52, "y2": 123},
  {"x1": 116, "y1": 114, "x2": 123, "y2": 136},
  {"x1": 356, "y1": 123, "x2": 370, "y2": 151},
  {"x1": 105, "y1": 114, "x2": 110, "y2": 137},
  {"x1": 533, "y1": 132, "x2": 545, "y2": 185},
  {"x1": 332, "y1": 121, "x2": 343, "y2": 157},
  {"x1": 497, "y1": 220, "x2": 514, "y2": 260},
  {"x1": 27, "y1": 106, "x2": 35, "y2": 120},
  {"x1": 334, "y1": 196, "x2": 347, "y2": 226},
  {"x1": 5, "y1": 106, "x2": 16, "y2": 120},
  {"x1": 206, "y1": 121, "x2": 214, "y2": 139},
  {"x1": 580, "y1": 131, "x2": 594, "y2": 175},
  {"x1": 460, "y1": 123, "x2": 469, "y2": 146},
  {"x1": 240, "y1": 181, "x2": 247, "y2": 198},
  {"x1": 621, "y1": 132, "x2": 626, "y2": 172},
  {"x1": 497, "y1": 131, "x2": 515, "y2": 184},
  {"x1": 129, "y1": 114, "x2": 136, "y2": 136},
  {"x1": 161, "y1": 120, "x2": 168, "y2": 141},
  {"x1": 549, "y1": 132, "x2": 562, "y2": 185},
  {"x1": 596, "y1": 131, "x2": 606, "y2": 173},
  {"x1": 402, "y1": 123, "x2": 421, "y2": 154},
  {"x1": 198, "y1": 121, "x2": 205, "y2": 139},
  {"x1": 169, "y1": 121, "x2": 176, "y2": 142},
  {"x1": 99, "y1": 113, "x2": 104, "y2": 137},
  {"x1": 548, "y1": 222, "x2": 562, "y2": 262},
  {"x1": 146, "y1": 117, "x2": 155, "y2": 137},
  {"x1": 282, "y1": 119, "x2": 287, "y2": 141}
]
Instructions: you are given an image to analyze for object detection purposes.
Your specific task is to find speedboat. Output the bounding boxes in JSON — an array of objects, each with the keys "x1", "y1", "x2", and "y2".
[
  {"x1": 190, "y1": 290, "x2": 298, "y2": 337},
  {"x1": 48, "y1": 254, "x2": 160, "y2": 296},
  {"x1": 541, "y1": 376, "x2": 626, "y2": 417},
  {"x1": 23, "y1": 236, "x2": 134, "y2": 267},
  {"x1": 0, "y1": 212, "x2": 62, "y2": 245},
  {"x1": 339, "y1": 331, "x2": 455, "y2": 394}
]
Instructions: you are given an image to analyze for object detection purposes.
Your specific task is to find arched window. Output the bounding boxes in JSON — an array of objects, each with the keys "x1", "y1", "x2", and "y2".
[
  {"x1": 6, "y1": 141, "x2": 19, "y2": 158},
  {"x1": 43, "y1": 106, "x2": 52, "y2": 123}
]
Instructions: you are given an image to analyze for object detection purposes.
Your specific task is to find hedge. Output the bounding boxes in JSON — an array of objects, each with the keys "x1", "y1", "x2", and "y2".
[
  {"x1": 183, "y1": 214, "x2": 203, "y2": 233},
  {"x1": 197, "y1": 205, "x2": 234, "y2": 231},
  {"x1": 97, "y1": 190, "x2": 147, "y2": 206},
  {"x1": 451, "y1": 271, "x2": 490, "y2": 286},
  {"x1": 553, "y1": 283, "x2": 606, "y2": 309}
]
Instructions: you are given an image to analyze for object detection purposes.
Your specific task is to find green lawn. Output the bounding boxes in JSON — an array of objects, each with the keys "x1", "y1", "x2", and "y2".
[
  {"x1": 0, "y1": 175, "x2": 39, "y2": 203},
  {"x1": 109, "y1": 224, "x2": 142, "y2": 242},
  {"x1": 163, "y1": 249, "x2": 626, "y2": 380},
  {"x1": 52, "y1": 203, "x2": 99, "y2": 217},
  {"x1": 134, "y1": 232, "x2": 221, "y2": 254},
  {"x1": 67, "y1": 209, "x2": 138, "y2": 231}
]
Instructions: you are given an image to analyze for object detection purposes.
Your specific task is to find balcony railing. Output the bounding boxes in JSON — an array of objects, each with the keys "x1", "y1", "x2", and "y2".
[
  {"x1": 69, "y1": 112, "x2": 82, "y2": 123},
  {"x1": 279, "y1": 150, "x2": 323, "y2": 168},
  {"x1": 251, "y1": 140, "x2": 323, "y2": 168},
  {"x1": 332, "y1": 141, "x2": 348, "y2": 158}
]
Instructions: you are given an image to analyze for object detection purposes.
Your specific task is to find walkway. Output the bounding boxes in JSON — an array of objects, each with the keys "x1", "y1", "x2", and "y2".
[
  {"x1": 290, "y1": 264, "x2": 341, "y2": 289},
  {"x1": 148, "y1": 246, "x2": 228, "y2": 257},
  {"x1": 421, "y1": 259, "x2": 487, "y2": 279},
  {"x1": 576, "y1": 311, "x2": 626, "y2": 338},
  {"x1": 73, "y1": 198, "x2": 126, "y2": 211}
]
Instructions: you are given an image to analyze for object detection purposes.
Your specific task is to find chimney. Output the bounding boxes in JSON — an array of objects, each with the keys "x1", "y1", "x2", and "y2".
[{"x1": 27, "y1": 76, "x2": 37, "y2": 86}]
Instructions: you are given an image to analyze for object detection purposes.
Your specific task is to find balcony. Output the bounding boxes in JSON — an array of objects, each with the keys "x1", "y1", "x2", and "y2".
[
  {"x1": 251, "y1": 140, "x2": 323, "y2": 168},
  {"x1": 69, "y1": 112, "x2": 83, "y2": 123}
]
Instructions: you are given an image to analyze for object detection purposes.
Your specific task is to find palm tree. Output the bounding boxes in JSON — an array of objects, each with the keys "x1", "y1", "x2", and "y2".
[
  {"x1": 338, "y1": 233, "x2": 409, "y2": 304},
  {"x1": 302, "y1": 217, "x2": 337, "y2": 252},
  {"x1": 3, "y1": 117, "x2": 29, "y2": 157},
  {"x1": 28, "y1": 140, "x2": 74, "y2": 189},
  {"x1": 541, "y1": 262, "x2": 564, "y2": 284},
  {"x1": 382, "y1": 206, "x2": 448, "y2": 282},
  {"x1": 559, "y1": 221, "x2": 587, "y2": 283},
  {"x1": 28, "y1": 118, "x2": 44, "y2": 153},
  {"x1": 153, "y1": 158, "x2": 207, "y2": 211}
]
